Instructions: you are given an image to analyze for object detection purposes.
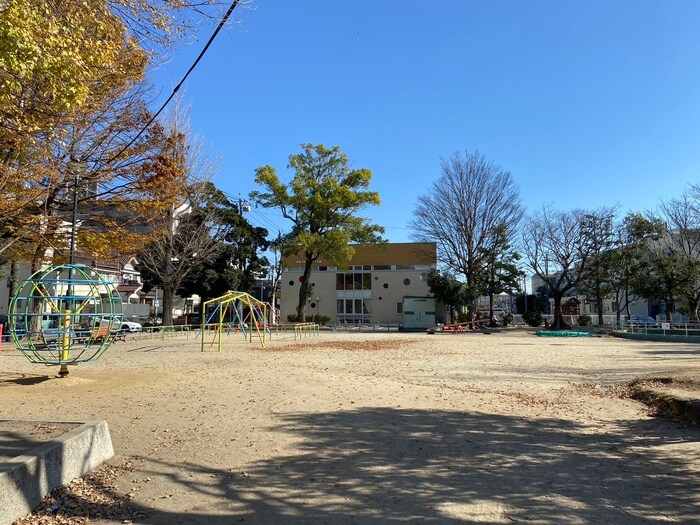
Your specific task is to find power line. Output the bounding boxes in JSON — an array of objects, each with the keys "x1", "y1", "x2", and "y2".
[
  {"x1": 102, "y1": 0, "x2": 244, "y2": 167},
  {"x1": 218, "y1": 188, "x2": 286, "y2": 232},
  {"x1": 248, "y1": 208, "x2": 285, "y2": 233}
]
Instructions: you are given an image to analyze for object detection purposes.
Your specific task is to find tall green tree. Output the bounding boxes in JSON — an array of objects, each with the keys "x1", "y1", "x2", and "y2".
[
  {"x1": 577, "y1": 207, "x2": 617, "y2": 325},
  {"x1": 478, "y1": 223, "x2": 522, "y2": 324},
  {"x1": 252, "y1": 144, "x2": 385, "y2": 320},
  {"x1": 178, "y1": 182, "x2": 269, "y2": 308},
  {"x1": 608, "y1": 213, "x2": 663, "y2": 321},
  {"x1": 628, "y1": 205, "x2": 700, "y2": 323},
  {"x1": 631, "y1": 248, "x2": 698, "y2": 322},
  {"x1": 425, "y1": 269, "x2": 469, "y2": 322}
]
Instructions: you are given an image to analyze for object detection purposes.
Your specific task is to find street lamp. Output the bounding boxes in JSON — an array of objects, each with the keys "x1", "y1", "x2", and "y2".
[
  {"x1": 67, "y1": 160, "x2": 87, "y2": 267},
  {"x1": 60, "y1": 160, "x2": 85, "y2": 378}
]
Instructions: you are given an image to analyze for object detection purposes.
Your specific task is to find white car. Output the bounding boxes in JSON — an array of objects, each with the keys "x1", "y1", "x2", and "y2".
[{"x1": 120, "y1": 321, "x2": 142, "y2": 332}]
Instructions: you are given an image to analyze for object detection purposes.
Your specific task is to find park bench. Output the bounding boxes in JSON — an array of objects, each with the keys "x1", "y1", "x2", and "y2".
[{"x1": 90, "y1": 324, "x2": 111, "y2": 343}]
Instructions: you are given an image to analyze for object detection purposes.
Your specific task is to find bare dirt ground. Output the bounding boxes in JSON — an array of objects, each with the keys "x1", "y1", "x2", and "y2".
[{"x1": 1, "y1": 328, "x2": 699, "y2": 524}]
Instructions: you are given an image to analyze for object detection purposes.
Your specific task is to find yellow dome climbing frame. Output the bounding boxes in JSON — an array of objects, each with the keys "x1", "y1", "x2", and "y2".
[{"x1": 199, "y1": 291, "x2": 271, "y2": 351}]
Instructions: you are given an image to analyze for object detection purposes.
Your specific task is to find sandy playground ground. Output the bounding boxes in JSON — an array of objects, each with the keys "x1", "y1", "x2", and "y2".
[{"x1": 1, "y1": 327, "x2": 699, "y2": 524}]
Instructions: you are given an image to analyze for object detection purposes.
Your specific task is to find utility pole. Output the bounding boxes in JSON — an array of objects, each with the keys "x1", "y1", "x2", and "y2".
[
  {"x1": 238, "y1": 197, "x2": 251, "y2": 213},
  {"x1": 269, "y1": 231, "x2": 282, "y2": 324},
  {"x1": 60, "y1": 159, "x2": 85, "y2": 378}
]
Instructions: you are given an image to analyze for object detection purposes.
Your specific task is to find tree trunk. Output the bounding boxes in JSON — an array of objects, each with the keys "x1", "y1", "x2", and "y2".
[
  {"x1": 689, "y1": 294, "x2": 700, "y2": 323},
  {"x1": 664, "y1": 298, "x2": 674, "y2": 324},
  {"x1": 29, "y1": 243, "x2": 52, "y2": 337},
  {"x1": 550, "y1": 293, "x2": 570, "y2": 330},
  {"x1": 162, "y1": 285, "x2": 175, "y2": 326},
  {"x1": 615, "y1": 291, "x2": 621, "y2": 322},
  {"x1": 8, "y1": 260, "x2": 19, "y2": 303},
  {"x1": 296, "y1": 257, "x2": 313, "y2": 322},
  {"x1": 596, "y1": 296, "x2": 604, "y2": 326},
  {"x1": 488, "y1": 293, "x2": 497, "y2": 327}
]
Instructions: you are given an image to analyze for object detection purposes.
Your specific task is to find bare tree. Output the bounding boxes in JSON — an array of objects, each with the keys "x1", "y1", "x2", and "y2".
[
  {"x1": 522, "y1": 206, "x2": 596, "y2": 330},
  {"x1": 409, "y1": 151, "x2": 523, "y2": 317},
  {"x1": 135, "y1": 103, "x2": 222, "y2": 325},
  {"x1": 137, "y1": 194, "x2": 225, "y2": 326},
  {"x1": 659, "y1": 188, "x2": 700, "y2": 321}
]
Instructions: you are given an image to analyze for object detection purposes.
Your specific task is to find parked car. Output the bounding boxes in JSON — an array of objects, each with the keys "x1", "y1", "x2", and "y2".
[
  {"x1": 120, "y1": 321, "x2": 142, "y2": 333},
  {"x1": 94, "y1": 316, "x2": 142, "y2": 334},
  {"x1": 630, "y1": 315, "x2": 658, "y2": 327}
]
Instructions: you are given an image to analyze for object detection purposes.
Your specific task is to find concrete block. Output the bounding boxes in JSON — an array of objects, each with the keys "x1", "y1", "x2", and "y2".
[{"x1": 0, "y1": 420, "x2": 113, "y2": 525}]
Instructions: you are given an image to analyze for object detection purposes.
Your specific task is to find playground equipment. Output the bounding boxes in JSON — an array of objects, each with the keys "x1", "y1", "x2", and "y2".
[
  {"x1": 536, "y1": 330, "x2": 591, "y2": 337},
  {"x1": 427, "y1": 318, "x2": 491, "y2": 334},
  {"x1": 293, "y1": 322, "x2": 320, "y2": 340},
  {"x1": 200, "y1": 291, "x2": 271, "y2": 350},
  {"x1": 8, "y1": 264, "x2": 123, "y2": 376}
]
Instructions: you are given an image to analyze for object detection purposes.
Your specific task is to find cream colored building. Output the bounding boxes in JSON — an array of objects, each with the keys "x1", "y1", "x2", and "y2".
[{"x1": 280, "y1": 242, "x2": 438, "y2": 325}]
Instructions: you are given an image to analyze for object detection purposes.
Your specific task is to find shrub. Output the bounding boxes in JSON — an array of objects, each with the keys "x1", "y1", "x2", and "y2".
[
  {"x1": 501, "y1": 312, "x2": 514, "y2": 327},
  {"x1": 577, "y1": 314, "x2": 592, "y2": 326},
  {"x1": 310, "y1": 315, "x2": 331, "y2": 326},
  {"x1": 522, "y1": 310, "x2": 543, "y2": 327},
  {"x1": 287, "y1": 314, "x2": 330, "y2": 326}
]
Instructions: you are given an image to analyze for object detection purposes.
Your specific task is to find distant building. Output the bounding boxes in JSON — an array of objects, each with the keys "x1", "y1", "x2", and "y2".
[{"x1": 280, "y1": 242, "x2": 438, "y2": 325}]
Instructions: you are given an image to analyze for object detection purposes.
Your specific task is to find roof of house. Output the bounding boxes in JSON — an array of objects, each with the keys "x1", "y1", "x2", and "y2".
[
  {"x1": 282, "y1": 242, "x2": 436, "y2": 268},
  {"x1": 117, "y1": 284, "x2": 142, "y2": 294}
]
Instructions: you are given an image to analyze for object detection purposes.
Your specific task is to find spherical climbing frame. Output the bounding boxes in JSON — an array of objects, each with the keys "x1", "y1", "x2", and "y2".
[
  {"x1": 8, "y1": 264, "x2": 124, "y2": 375},
  {"x1": 199, "y1": 291, "x2": 271, "y2": 351}
]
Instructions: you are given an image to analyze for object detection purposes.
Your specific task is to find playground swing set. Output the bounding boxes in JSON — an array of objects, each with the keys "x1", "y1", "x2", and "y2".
[{"x1": 199, "y1": 291, "x2": 271, "y2": 351}]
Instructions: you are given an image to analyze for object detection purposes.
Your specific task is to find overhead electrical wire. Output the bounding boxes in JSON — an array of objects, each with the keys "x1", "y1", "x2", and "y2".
[
  {"x1": 102, "y1": 0, "x2": 244, "y2": 167},
  {"x1": 220, "y1": 189, "x2": 286, "y2": 232},
  {"x1": 248, "y1": 209, "x2": 285, "y2": 233}
]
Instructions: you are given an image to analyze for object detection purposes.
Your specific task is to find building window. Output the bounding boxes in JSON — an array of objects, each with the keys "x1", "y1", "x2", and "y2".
[
  {"x1": 353, "y1": 273, "x2": 363, "y2": 290},
  {"x1": 396, "y1": 302, "x2": 403, "y2": 314},
  {"x1": 336, "y1": 298, "x2": 372, "y2": 322},
  {"x1": 403, "y1": 278, "x2": 411, "y2": 285},
  {"x1": 336, "y1": 272, "x2": 372, "y2": 291},
  {"x1": 289, "y1": 280, "x2": 295, "y2": 286},
  {"x1": 373, "y1": 265, "x2": 390, "y2": 271}
]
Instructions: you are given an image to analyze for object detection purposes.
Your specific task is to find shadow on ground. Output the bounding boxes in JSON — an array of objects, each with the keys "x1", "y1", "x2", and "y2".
[
  {"x1": 0, "y1": 373, "x2": 55, "y2": 386},
  {"x1": 19, "y1": 408, "x2": 700, "y2": 524}
]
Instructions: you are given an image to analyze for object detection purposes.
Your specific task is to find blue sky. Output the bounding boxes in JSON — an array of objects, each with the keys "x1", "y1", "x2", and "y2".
[{"x1": 151, "y1": 1, "x2": 700, "y2": 243}]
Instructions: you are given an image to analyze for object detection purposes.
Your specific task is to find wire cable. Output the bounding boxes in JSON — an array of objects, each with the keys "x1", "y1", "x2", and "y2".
[{"x1": 102, "y1": 0, "x2": 243, "y2": 167}]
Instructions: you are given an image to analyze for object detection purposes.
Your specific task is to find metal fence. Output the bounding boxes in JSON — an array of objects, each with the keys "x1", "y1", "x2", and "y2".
[{"x1": 331, "y1": 321, "x2": 403, "y2": 332}]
